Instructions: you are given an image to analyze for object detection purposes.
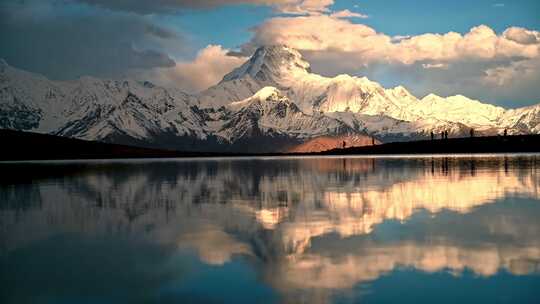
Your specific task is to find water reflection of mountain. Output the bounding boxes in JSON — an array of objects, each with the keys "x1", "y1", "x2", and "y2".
[{"x1": 1, "y1": 156, "x2": 539, "y2": 303}]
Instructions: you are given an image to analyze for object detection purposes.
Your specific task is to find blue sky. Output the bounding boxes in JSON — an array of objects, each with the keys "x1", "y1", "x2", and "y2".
[
  {"x1": 161, "y1": 5, "x2": 273, "y2": 56},
  {"x1": 337, "y1": 0, "x2": 540, "y2": 35},
  {"x1": 1, "y1": 0, "x2": 539, "y2": 107}
]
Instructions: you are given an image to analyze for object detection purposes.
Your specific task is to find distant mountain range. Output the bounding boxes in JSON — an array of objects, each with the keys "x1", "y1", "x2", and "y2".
[{"x1": 1, "y1": 45, "x2": 539, "y2": 152}]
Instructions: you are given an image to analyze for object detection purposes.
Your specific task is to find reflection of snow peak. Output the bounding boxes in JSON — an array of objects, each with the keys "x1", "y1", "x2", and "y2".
[
  {"x1": 256, "y1": 207, "x2": 289, "y2": 230},
  {"x1": 275, "y1": 170, "x2": 539, "y2": 255}
]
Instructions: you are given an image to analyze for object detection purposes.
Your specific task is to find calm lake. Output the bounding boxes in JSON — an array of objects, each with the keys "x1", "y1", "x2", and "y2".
[{"x1": 1, "y1": 155, "x2": 540, "y2": 303}]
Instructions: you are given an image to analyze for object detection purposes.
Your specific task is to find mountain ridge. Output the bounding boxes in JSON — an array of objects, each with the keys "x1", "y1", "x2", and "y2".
[{"x1": 1, "y1": 45, "x2": 539, "y2": 153}]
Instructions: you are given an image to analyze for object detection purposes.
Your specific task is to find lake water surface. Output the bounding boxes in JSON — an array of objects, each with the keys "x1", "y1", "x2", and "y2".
[{"x1": 1, "y1": 155, "x2": 540, "y2": 303}]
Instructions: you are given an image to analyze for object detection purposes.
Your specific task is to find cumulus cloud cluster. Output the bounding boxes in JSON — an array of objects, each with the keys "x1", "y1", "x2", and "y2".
[{"x1": 245, "y1": 15, "x2": 539, "y2": 67}]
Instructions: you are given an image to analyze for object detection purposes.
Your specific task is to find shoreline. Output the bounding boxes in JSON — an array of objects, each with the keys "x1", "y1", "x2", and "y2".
[{"x1": 1, "y1": 129, "x2": 540, "y2": 161}]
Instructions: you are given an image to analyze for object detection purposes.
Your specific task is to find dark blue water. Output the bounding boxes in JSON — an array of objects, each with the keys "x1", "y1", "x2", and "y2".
[{"x1": 1, "y1": 155, "x2": 539, "y2": 303}]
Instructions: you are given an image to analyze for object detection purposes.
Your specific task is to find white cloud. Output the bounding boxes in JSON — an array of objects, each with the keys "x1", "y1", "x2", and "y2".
[
  {"x1": 247, "y1": 16, "x2": 540, "y2": 65},
  {"x1": 330, "y1": 9, "x2": 368, "y2": 19},
  {"x1": 245, "y1": 15, "x2": 386, "y2": 57},
  {"x1": 422, "y1": 63, "x2": 449, "y2": 69},
  {"x1": 141, "y1": 45, "x2": 246, "y2": 93}
]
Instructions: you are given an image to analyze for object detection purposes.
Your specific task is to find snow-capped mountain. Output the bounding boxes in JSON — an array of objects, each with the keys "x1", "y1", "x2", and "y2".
[
  {"x1": 218, "y1": 87, "x2": 353, "y2": 142},
  {"x1": 200, "y1": 45, "x2": 539, "y2": 138},
  {"x1": 1, "y1": 45, "x2": 540, "y2": 153},
  {"x1": 0, "y1": 57, "x2": 366, "y2": 152},
  {"x1": 200, "y1": 46, "x2": 519, "y2": 127},
  {"x1": 415, "y1": 94, "x2": 505, "y2": 127},
  {"x1": 0, "y1": 59, "x2": 217, "y2": 150}
]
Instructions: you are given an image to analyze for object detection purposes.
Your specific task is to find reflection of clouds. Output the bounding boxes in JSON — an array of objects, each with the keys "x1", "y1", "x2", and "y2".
[
  {"x1": 1, "y1": 156, "x2": 539, "y2": 303},
  {"x1": 177, "y1": 223, "x2": 252, "y2": 265},
  {"x1": 276, "y1": 243, "x2": 540, "y2": 290}
]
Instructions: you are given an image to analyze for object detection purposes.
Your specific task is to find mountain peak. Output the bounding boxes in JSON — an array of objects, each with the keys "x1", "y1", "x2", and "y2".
[
  {"x1": 221, "y1": 45, "x2": 311, "y2": 83},
  {"x1": 422, "y1": 93, "x2": 443, "y2": 102},
  {"x1": 252, "y1": 86, "x2": 282, "y2": 101},
  {"x1": 390, "y1": 85, "x2": 414, "y2": 97},
  {"x1": 250, "y1": 45, "x2": 308, "y2": 68}
]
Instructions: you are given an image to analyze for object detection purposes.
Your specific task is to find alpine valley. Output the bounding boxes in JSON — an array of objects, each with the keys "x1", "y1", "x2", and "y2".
[{"x1": 1, "y1": 45, "x2": 539, "y2": 153}]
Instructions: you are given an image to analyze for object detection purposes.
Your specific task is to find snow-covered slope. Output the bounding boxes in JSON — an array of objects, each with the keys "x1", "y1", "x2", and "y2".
[
  {"x1": 0, "y1": 59, "x2": 65, "y2": 132},
  {"x1": 327, "y1": 112, "x2": 471, "y2": 140},
  {"x1": 499, "y1": 104, "x2": 540, "y2": 134},
  {"x1": 412, "y1": 94, "x2": 505, "y2": 127},
  {"x1": 217, "y1": 87, "x2": 355, "y2": 143}
]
